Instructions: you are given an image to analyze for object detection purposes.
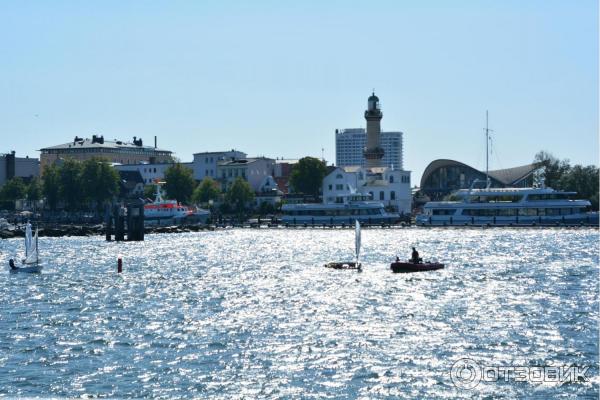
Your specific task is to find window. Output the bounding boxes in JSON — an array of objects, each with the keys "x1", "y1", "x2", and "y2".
[
  {"x1": 336, "y1": 174, "x2": 343, "y2": 179},
  {"x1": 380, "y1": 191, "x2": 384, "y2": 200},
  {"x1": 335, "y1": 184, "x2": 344, "y2": 190},
  {"x1": 328, "y1": 184, "x2": 332, "y2": 190},
  {"x1": 390, "y1": 191, "x2": 395, "y2": 200},
  {"x1": 154, "y1": 168, "x2": 156, "y2": 173},
  {"x1": 433, "y1": 209, "x2": 456, "y2": 215},
  {"x1": 389, "y1": 175, "x2": 394, "y2": 183}
]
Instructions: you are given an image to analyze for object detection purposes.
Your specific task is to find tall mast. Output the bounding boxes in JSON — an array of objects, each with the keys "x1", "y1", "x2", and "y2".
[{"x1": 486, "y1": 110, "x2": 489, "y2": 187}]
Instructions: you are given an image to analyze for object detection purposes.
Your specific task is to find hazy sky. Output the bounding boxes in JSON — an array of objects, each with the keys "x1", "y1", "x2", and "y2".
[{"x1": 1, "y1": 0, "x2": 597, "y2": 183}]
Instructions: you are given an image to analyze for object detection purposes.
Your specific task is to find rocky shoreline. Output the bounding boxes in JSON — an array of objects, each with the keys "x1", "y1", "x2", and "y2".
[{"x1": 0, "y1": 224, "x2": 216, "y2": 239}]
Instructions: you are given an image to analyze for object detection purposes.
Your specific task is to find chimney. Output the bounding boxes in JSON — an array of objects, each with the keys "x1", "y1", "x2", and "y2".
[{"x1": 154, "y1": 136, "x2": 157, "y2": 149}]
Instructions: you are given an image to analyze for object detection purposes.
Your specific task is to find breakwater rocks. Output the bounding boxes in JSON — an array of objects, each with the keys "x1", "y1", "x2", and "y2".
[{"x1": 0, "y1": 224, "x2": 216, "y2": 239}]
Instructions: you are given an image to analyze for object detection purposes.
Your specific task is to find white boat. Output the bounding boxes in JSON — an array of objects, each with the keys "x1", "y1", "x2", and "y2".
[
  {"x1": 282, "y1": 194, "x2": 399, "y2": 225},
  {"x1": 144, "y1": 183, "x2": 196, "y2": 223},
  {"x1": 9, "y1": 223, "x2": 42, "y2": 273},
  {"x1": 416, "y1": 186, "x2": 598, "y2": 226},
  {"x1": 417, "y1": 112, "x2": 599, "y2": 227},
  {"x1": 324, "y1": 220, "x2": 363, "y2": 270}
]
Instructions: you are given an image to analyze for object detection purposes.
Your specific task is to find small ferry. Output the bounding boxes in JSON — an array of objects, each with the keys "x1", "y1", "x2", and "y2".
[
  {"x1": 416, "y1": 186, "x2": 598, "y2": 226},
  {"x1": 282, "y1": 194, "x2": 400, "y2": 225}
]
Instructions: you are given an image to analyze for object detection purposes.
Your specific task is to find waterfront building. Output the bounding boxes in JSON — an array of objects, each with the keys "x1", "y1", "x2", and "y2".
[
  {"x1": 0, "y1": 151, "x2": 40, "y2": 186},
  {"x1": 39, "y1": 135, "x2": 172, "y2": 171},
  {"x1": 324, "y1": 93, "x2": 412, "y2": 213},
  {"x1": 217, "y1": 157, "x2": 275, "y2": 192},
  {"x1": 114, "y1": 162, "x2": 194, "y2": 185},
  {"x1": 336, "y1": 129, "x2": 403, "y2": 169},
  {"x1": 322, "y1": 166, "x2": 411, "y2": 213},
  {"x1": 192, "y1": 150, "x2": 247, "y2": 181},
  {"x1": 420, "y1": 159, "x2": 541, "y2": 200},
  {"x1": 273, "y1": 158, "x2": 298, "y2": 194}
]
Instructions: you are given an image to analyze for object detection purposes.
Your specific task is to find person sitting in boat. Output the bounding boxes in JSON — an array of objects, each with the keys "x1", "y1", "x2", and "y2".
[
  {"x1": 9, "y1": 259, "x2": 17, "y2": 270},
  {"x1": 411, "y1": 247, "x2": 422, "y2": 264}
]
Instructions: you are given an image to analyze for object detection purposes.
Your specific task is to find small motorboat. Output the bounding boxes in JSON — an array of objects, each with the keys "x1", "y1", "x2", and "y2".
[
  {"x1": 324, "y1": 261, "x2": 361, "y2": 270},
  {"x1": 391, "y1": 261, "x2": 444, "y2": 273}
]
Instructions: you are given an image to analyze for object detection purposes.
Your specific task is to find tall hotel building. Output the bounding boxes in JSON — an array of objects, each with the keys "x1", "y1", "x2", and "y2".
[{"x1": 335, "y1": 128, "x2": 403, "y2": 169}]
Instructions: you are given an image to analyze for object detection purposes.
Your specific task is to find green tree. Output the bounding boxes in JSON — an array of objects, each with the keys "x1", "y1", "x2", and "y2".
[
  {"x1": 258, "y1": 201, "x2": 275, "y2": 215},
  {"x1": 225, "y1": 177, "x2": 255, "y2": 213},
  {"x1": 560, "y1": 165, "x2": 599, "y2": 210},
  {"x1": 81, "y1": 158, "x2": 120, "y2": 212},
  {"x1": 42, "y1": 164, "x2": 61, "y2": 210},
  {"x1": 27, "y1": 177, "x2": 42, "y2": 202},
  {"x1": 144, "y1": 184, "x2": 157, "y2": 199},
  {"x1": 26, "y1": 177, "x2": 43, "y2": 211},
  {"x1": 289, "y1": 156, "x2": 327, "y2": 197},
  {"x1": 192, "y1": 177, "x2": 221, "y2": 204},
  {"x1": 534, "y1": 151, "x2": 571, "y2": 188},
  {"x1": 164, "y1": 163, "x2": 195, "y2": 204},
  {"x1": 59, "y1": 159, "x2": 84, "y2": 211},
  {"x1": 0, "y1": 177, "x2": 27, "y2": 210}
]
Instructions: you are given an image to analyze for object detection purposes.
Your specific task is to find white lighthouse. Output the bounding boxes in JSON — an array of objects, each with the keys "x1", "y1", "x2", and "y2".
[{"x1": 363, "y1": 92, "x2": 384, "y2": 168}]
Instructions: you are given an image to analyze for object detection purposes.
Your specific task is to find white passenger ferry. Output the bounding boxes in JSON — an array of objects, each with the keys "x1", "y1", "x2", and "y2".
[
  {"x1": 282, "y1": 194, "x2": 400, "y2": 225},
  {"x1": 416, "y1": 187, "x2": 598, "y2": 226}
]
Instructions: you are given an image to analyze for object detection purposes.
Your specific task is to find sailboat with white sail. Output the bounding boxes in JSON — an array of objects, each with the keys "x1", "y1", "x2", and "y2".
[
  {"x1": 9, "y1": 222, "x2": 42, "y2": 273},
  {"x1": 324, "y1": 220, "x2": 362, "y2": 270}
]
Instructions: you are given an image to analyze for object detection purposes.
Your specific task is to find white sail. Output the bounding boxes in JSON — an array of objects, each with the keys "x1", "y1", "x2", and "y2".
[
  {"x1": 24, "y1": 228, "x2": 39, "y2": 265},
  {"x1": 24, "y1": 223, "x2": 33, "y2": 257},
  {"x1": 355, "y1": 220, "x2": 361, "y2": 264}
]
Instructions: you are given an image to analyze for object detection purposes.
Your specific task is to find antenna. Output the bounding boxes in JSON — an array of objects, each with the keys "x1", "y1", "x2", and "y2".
[
  {"x1": 321, "y1": 147, "x2": 325, "y2": 162},
  {"x1": 484, "y1": 110, "x2": 494, "y2": 188}
]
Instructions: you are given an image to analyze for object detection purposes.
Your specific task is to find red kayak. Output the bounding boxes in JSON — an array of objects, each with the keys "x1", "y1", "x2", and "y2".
[{"x1": 391, "y1": 261, "x2": 444, "y2": 273}]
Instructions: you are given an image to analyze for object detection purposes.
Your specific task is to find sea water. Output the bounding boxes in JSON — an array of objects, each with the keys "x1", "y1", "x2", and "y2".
[{"x1": 0, "y1": 228, "x2": 598, "y2": 398}]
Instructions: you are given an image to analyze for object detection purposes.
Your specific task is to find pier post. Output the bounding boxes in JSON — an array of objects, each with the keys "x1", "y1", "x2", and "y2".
[
  {"x1": 105, "y1": 203, "x2": 113, "y2": 241},
  {"x1": 126, "y1": 200, "x2": 144, "y2": 241},
  {"x1": 114, "y1": 204, "x2": 125, "y2": 242}
]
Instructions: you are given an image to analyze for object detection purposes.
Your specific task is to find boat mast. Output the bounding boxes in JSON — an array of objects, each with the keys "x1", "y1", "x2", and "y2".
[{"x1": 485, "y1": 110, "x2": 491, "y2": 188}]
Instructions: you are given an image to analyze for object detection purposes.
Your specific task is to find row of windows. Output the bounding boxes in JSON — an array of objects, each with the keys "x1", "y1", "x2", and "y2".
[
  {"x1": 432, "y1": 207, "x2": 589, "y2": 216},
  {"x1": 469, "y1": 195, "x2": 523, "y2": 203},
  {"x1": 44, "y1": 148, "x2": 169, "y2": 156},
  {"x1": 286, "y1": 208, "x2": 383, "y2": 216}
]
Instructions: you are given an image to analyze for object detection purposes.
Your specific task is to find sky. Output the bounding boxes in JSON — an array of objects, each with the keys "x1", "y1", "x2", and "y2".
[{"x1": 0, "y1": 0, "x2": 597, "y2": 184}]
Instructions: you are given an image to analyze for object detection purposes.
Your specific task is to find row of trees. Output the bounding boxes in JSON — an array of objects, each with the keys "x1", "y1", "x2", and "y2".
[
  {"x1": 160, "y1": 163, "x2": 256, "y2": 213},
  {"x1": 0, "y1": 176, "x2": 42, "y2": 210},
  {"x1": 0, "y1": 158, "x2": 120, "y2": 212},
  {"x1": 161, "y1": 157, "x2": 328, "y2": 213},
  {"x1": 534, "y1": 151, "x2": 599, "y2": 209}
]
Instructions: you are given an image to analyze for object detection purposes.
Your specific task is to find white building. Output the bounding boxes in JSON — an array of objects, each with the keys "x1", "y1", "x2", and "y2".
[
  {"x1": 192, "y1": 150, "x2": 246, "y2": 181},
  {"x1": 114, "y1": 162, "x2": 194, "y2": 185},
  {"x1": 322, "y1": 166, "x2": 411, "y2": 214},
  {"x1": 217, "y1": 157, "x2": 275, "y2": 192},
  {"x1": 335, "y1": 128, "x2": 403, "y2": 169}
]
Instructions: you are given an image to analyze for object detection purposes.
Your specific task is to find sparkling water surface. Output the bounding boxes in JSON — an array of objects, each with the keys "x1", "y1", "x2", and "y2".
[{"x1": 0, "y1": 228, "x2": 598, "y2": 399}]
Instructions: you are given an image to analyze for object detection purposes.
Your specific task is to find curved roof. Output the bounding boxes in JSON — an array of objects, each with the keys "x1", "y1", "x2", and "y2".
[
  {"x1": 420, "y1": 159, "x2": 540, "y2": 188},
  {"x1": 368, "y1": 92, "x2": 379, "y2": 102}
]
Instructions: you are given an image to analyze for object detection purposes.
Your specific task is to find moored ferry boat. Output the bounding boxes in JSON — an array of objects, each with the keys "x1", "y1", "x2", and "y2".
[
  {"x1": 144, "y1": 184, "x2": 195, "y2": 223},
  {"x1": 416, "y1": 187, "x2": 598, "y2": 226},
  {"x1": 282, "y1": 194, "x2": 400, "y2": 225}
]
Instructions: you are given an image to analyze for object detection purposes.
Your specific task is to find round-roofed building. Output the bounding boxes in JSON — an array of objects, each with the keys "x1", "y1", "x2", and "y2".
[{"x1": 419, "y1": 159, "x2": 541, "y2": 200}]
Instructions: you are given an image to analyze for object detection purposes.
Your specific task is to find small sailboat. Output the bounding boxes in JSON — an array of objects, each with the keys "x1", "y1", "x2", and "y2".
[
  {"x1": 9, "y1": 223, "x2": 42, "y2": 273},
  {"x1": 324, "y1": 220, "x2": 362, "y2": 270}
]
